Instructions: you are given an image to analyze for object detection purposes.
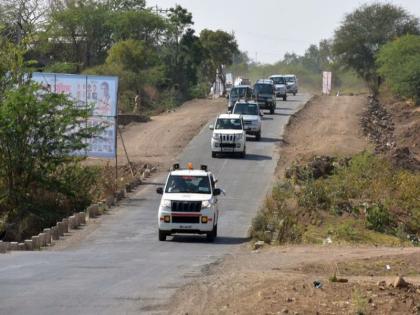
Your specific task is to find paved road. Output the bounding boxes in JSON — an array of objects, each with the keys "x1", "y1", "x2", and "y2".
[{"x1": 0, "y1": 94, "x2": 310, "y2": 315}]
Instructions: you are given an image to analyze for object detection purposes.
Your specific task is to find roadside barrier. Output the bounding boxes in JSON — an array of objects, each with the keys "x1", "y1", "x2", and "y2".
[{"x1": 0, "y1": 166, "x2": 156, "y2": 254}]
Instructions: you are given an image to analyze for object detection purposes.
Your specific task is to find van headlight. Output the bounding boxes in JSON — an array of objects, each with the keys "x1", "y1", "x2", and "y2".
[
  {"x1": 162, "y1": 200, "x2": 171, "y2": 208},
  {"x1": 202, "y1": 200, "x2": 212, "y2": 208}
]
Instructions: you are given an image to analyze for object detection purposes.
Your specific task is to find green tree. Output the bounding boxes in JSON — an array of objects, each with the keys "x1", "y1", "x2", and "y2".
[
  {"x1": 377, "y1": 34, "x2": 420, "y2": 104},
  {"x1": 333, "y1": 3, "x2": 419, "y2": 94},
  {"x1": 200, "y1": 29, "x2": 239, "y2": 88},
  {"x1": 0, "y1": 82, "x2": 102, "y2": 235}
]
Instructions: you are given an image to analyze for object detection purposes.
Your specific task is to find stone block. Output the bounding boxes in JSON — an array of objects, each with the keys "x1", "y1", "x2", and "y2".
[
  {"x1": 38, "y1": 233, "x2": 47, "y2": 247},
  {"x1": 31, "y1": 236, "x2": 40, "y2": 250},
  {"x1": 9, "y1": 242, "x2": 18, "y2": 251},
  {"x1": 62, "y1": 218, "x2": 69, "y2": 233},
  {"x1": 87, "y1": 204, "x2": 99, "y2": 218},
  {"x1": 57, "y1": 222, "x2": 64, "y2": 237},
  {"x1": 18, "y1": 243, "x2": 25, "y2": 250},
  {"x1": 78, "y1": 212, "x2": 86, "y2": 225},
  {"x1": 43, "y1": 229, "x2": 52, "y2": 245},
  {"x1": 0, "y1": 241, "x2": 7, "y2": 253},
  {"x1": 24, "y1": 240, "x2": 33, "y2": 251},
  {"x1": 69, "y1": 216, "x2": 76, "y2": 229}
]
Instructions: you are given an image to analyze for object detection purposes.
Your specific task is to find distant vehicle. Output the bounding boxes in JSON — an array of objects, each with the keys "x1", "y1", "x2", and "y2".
[
  {"x1": 227, "y1": 85, "x2": 253, "y2": 111},
  {"x1": 253, "y1": 79, "x2": 276, "y2": 114},
  {"x1": 209, "y1": 114, "x2": 246, "y2": 158},
  {"x1": 284, "y1": 74, "x2": 298, "y2": 95},
  {"x1": 239, "y1": 78, "x2": 251, "y2": 86},
  {"x1": 156, "y1": 163, "x2": 222, "y2": 242},
  {"x1": 232, "y1": 101, "x2": 262, "y2": 141},
  {"x1": 269, "y1": 75, "x2": 288, "y2": 101}
]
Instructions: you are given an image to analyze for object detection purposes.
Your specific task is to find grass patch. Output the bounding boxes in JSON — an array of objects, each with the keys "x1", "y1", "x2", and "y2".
[{"x1": 251, "y1": 152, "x2": 420, "y2": 245}]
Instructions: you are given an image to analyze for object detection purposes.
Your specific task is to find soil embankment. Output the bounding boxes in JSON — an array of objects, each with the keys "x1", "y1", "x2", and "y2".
[{"x1": 170, "y1": 95, "x2": 420, "y2": 315}]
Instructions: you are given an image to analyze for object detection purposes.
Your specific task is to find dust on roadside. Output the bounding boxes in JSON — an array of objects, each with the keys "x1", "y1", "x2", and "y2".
[{"x1": 169, "y1": 95, "x2": 420, "y2": 315}]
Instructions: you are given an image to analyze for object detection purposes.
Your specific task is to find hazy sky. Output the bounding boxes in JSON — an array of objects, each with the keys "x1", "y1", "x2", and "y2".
[{"x1": 146, "y1": 0, "x2": 420, "y2": 64}]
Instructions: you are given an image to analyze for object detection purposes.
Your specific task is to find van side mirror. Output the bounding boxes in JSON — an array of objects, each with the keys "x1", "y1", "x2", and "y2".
[
  {"x1": 213, "y1": 188, "x2": 221, "y2": 196},
  {"x1": 156, "y1": 187, "x2": 163, "y2": 194}
]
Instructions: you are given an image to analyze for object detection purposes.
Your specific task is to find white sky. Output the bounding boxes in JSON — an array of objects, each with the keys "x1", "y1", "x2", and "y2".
[{"x1": 146, "y1": 0, "x2": 420, "y2": 64}]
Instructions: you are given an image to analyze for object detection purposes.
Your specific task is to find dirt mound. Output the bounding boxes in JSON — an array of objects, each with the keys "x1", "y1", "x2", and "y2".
[
  {"x1": 277, "y1": 95, "x2": 371, "y2": 177},
  {"x1": 361, "y1": 96, "x2": 420, "y2": 171}
]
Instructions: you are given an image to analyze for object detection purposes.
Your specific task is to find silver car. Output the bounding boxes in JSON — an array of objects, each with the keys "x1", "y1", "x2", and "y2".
[
  {"x1": 269, "y1": 75, "x2": 287, "y2": 101},
  {"x1": 284, "y1": 74, "x2": 298, "y2": 95}
]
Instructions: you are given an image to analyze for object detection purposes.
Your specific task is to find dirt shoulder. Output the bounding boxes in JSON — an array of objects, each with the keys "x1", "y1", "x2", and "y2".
[
  {"x1": 170, "y1": 96, "x2": 420, "y2": 315},
  {"x1": 86, "y1": 97, "x2": 226, "y2": 169},
  {"x1": 277, "y1": 95, "x2": 372, "y2": 176}
]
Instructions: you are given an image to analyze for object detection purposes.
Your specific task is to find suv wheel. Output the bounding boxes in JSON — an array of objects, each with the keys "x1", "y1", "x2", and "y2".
[
  {"x1": 158, "y1": 230, "x2": 167, "y2": 241},
  {"x1": 240, "y1": 148, "x2": 246, "y2": 158},
  {"x1": 270, "y1": 106, "x2": 275, "y2": 115},
  {"x1": 256, "y1": 131, "x2": 261, "y2": 141},
  {"x1": 283, "y1": 95, "x2": 287, "y2": 101},
  {"x1": 211, "y1": 152, "x2": 217, "y2": 158},
  {"x1": 293, "y1": 92, "x2": 296, "y2": 96},
  {"x1": 206, "y1": 225, "x2": 217, "y2": 242}
]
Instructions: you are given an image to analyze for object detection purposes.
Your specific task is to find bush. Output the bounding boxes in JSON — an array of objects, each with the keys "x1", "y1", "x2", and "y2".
[
  {"x1": 365, "y1": 204, "x2": 393, "y2": 233},
  {"x1": 377, "y1": 35, "x2": 420, "y2": 104}
]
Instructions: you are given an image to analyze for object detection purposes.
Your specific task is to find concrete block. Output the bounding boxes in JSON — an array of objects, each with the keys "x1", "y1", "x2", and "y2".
[
  {"x1": 62, "y1": 218, "x2": 69, "y2": 233},
  {"x1": 9, "y1": 242, "x2": 18, "y2": 251},
  {"x1": 69, "y1": 216, "x2": 76, "y2": 229},
  {"x1": 87, "y1": 204, "x2": 99, "y2": 218},
  {"x1": 73, "y1": 213, "x2": 80, "y2": 227},
  {"x1": 31, "y1": 236, "x2": 40, "y2": 250},
  {"x1": 18, "y1": 243, "x2": 25, "y2": 250},
  {"x1": 24, "y1": 240, "x2": 33, "y2": 251},
  {"x1": 78, "y1": 212, "x2": 86, "y2": 225},
  {"x1": 43, "y1": 229, "x2": 52, "y2": 245},
  {"x1": 0, "y1": 241, "x2": 7, "y2": 253},
  {"x1": 38, "y1": 233, "x2": 47, "y2": 247},
  {"x1": 51, "y1": 226, "x2": 59, "y2": 240},
  {"x1": 105, "y1": 195, "x2": 115, "y2": 208},
  {"x1": 56, "y1": 222, "x2": 64, "y2": 237}
]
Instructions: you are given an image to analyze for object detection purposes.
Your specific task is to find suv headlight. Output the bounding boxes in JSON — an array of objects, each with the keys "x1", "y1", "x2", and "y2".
[
  {"x1": 202, "y1": 200, "x2": 212, "y2": 208},
  {"x1": 212, "y1": 133, "x2": 220, "y2": 140},
  {"x1": 162, "y1": 200, "x2": 171, "y2": 208},
  {"x1": 236, "y1": 134, "x2": 243, "y2": 140}
]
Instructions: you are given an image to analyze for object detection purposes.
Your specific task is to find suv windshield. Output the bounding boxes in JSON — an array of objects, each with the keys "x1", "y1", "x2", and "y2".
[
  {"x1": 233, "y1": 103, "x2": 259, "y2": 115},
  {"x1": 285, "y1": 76, "x2": 295, "y2": 82},
  {"x1": 271, "y1": 77, "x2": 286, "y2": 85},
  {"x1": 230, "y1": 87, "x2": 248, "y2": 98},
  {"x1": 253, "y1": 84, "x2": 273, "y2": 94},
  {"x1": 215, "y1": 118, "x2": 243, "y2": 130},
  {"x1": 165, "y1": 175, "x2": 211, "y2": 194}
]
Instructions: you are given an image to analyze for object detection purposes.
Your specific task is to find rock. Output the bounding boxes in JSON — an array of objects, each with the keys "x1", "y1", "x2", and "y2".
[
  {"x1": 281, "y1": 308, "x2": 289, "y2": 314},
  {"x1": 254, "y1": 241, "x2": 265, "y2": 250},
  {"x1": 393, "y1": 276, "x2": 409, "y2": 289},
  {"x1": 377, "y1": 280, "x2": 387, "y2": 287}
]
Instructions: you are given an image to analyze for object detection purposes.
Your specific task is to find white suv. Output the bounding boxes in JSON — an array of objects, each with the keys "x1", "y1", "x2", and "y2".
[
  {"x1": 232, "y1": 101, "x2": 263, "y2": 141},
  {"x1": 210, "y1": 114, "x2": 246, "y2": 158},
  {"x1": 156, "y1": 164, "x2": 222, "y2": 242}
]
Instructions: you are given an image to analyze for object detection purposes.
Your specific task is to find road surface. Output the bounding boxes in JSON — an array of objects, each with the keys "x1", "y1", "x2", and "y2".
[{"x1": 0, "y1": 94, "x2": 310, "y2": 315}]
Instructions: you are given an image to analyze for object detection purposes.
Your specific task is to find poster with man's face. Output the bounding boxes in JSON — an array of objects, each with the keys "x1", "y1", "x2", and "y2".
[{"x1": 31, "y1": 72, "x2": 118, "y2": 158}]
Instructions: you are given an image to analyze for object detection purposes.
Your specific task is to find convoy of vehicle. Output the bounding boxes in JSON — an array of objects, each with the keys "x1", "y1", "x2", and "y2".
[
  {"x1": 227, "y1": 85, "x2": 253, "y2": 111},
  {"x1": 156, "y1": 74, "x2": 298, "y2": 241},
  {"x1": 156, "y1": 163, "x2": 221, "y2": 242},
  {"x1": 232, "y1": 101, "x2": 262, "y2": 141},
  {"x1": 209, "y1": 114, "x2": 246, "y2": 158},
  {"x1": 253, "y1": 79, "x2": 277, "y2": 114}
]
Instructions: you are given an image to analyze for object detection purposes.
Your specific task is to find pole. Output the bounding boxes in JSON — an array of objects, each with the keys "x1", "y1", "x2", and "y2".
[{"x1": 118, "y1": 125, "x2": 135, "y2": 177}]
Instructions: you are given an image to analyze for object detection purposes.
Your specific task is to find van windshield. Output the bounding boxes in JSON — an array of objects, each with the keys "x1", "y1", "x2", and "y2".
[
  {"x1": 233, "y1": 103, "x2": 259, "y2": 116},
  {"x1": 271, "y1": 77, "x2": 286, "y2": 84},
  {"x1": 165, "y1": 175, "x2": 211, "y2": 194},
  {"x1": 253, "y1": 84, "x2": 273, "y2": 94},
  {"x1": 230, "y1": 88, "x2": 248, "y2": 98},
  {"x1": 215, "y1": 118, "x2": 243, "y2": 130}
]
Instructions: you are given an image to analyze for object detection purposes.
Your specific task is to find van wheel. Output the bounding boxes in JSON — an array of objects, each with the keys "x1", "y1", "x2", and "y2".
[
  {"x1": 283, "y1": 95, "x2": 287, "y2": 101},
  {"x1": 158, "y1": 230, "x2": 166, "y2": 241},
  {"x1": 270, "y1": 106, "x2": 275, "y2": 114},
  {"x1": 206, "y1": 225, "x2": 217, "y2": 242}
]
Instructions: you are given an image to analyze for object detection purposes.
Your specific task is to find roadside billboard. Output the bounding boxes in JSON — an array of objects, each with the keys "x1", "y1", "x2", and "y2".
[
  {"x1": 32, "y1": 72, "x2": 118, "y2": 158},
  {"x1": 322, "y1": 71, "x2": 332, "y2": 95}
]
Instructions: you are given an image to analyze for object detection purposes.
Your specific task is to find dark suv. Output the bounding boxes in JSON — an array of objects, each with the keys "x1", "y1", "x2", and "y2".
[{"x1": 253, "y1": 79, "x2": 276, "y2": 114}]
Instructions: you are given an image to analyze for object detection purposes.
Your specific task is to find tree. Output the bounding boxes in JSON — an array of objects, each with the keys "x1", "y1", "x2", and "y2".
[
  {"x1": 333, "y1": 3, "x2": 419, "y2": 94},
  {"x1": 377, "y1": 35, "x2": 420, "y2": 104},
  {"x1": 200, "y1": 29, "x2": 239, "y2": 88}
]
